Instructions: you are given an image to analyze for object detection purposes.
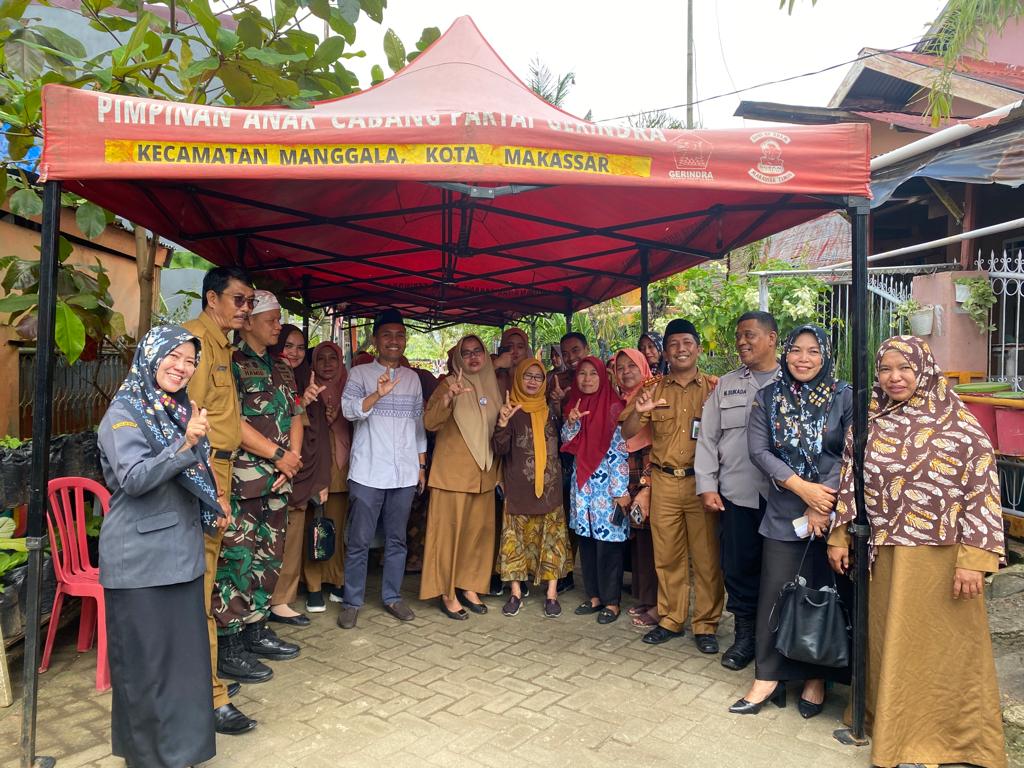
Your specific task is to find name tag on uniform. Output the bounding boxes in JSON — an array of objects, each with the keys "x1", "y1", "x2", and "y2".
[{"x1": 691, "y1": 418, "x2": 701, "y2": 440}]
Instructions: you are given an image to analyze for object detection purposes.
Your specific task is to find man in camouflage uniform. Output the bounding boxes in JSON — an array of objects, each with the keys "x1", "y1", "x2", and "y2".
[{"x1": 213, "y1": 290, "x2": 304, "y2": 683}]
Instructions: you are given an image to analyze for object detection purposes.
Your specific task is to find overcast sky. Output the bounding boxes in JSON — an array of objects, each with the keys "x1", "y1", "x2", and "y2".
[{"x1": 342, "y1": 0, "x2": 948, "y2": 128}]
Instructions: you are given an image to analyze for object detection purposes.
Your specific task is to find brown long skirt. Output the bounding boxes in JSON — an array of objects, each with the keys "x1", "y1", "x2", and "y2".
[
  {"x1": 419, "y1": 488, "x2": 496, "y2": 600},
  {"x1": 862, "y1": 544, "x2": 1006, "y2": 768}
]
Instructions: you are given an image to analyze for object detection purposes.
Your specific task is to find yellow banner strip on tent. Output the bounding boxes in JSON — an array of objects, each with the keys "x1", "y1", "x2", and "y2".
[{"x1": 103, "y1": 140, "x2": 652, "y2": 177}]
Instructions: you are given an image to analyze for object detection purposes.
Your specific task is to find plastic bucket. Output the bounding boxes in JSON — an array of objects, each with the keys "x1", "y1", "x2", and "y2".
[
  {"x1": 966, "y1": 402, "x2": 998, "y2": 447},
  {"x1": 995, "y1": 407, "x2": 1024, "y2": 456}
]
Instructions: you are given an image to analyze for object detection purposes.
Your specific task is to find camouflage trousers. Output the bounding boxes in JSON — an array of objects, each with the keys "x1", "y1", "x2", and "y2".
[{"x1": 212, "y1": 494, "x2": 288, "y2": 636}]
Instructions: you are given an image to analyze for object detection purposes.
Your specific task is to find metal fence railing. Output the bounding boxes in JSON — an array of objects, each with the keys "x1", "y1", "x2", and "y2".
[
  {"x1": 980, "y1": 249, "x2": 1024, "y2": 391},
  {"x1": 17, "y1": 349, "x2": 129, "y2": 438}
]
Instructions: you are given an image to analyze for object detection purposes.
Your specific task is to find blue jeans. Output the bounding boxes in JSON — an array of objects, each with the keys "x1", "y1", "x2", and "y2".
[{"x1": 342, "y1": 481, "x2": 416, "y2": 608}]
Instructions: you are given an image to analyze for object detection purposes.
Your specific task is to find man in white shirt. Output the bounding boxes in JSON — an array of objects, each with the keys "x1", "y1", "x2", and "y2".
[{"x1": 338, "y1": 309, "x2": 428, "y2": 629}]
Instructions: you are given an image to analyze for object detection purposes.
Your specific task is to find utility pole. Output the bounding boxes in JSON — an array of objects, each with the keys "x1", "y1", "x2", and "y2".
[{"x1": 686, "y1": 0, "x2": 694, "y2": 129}]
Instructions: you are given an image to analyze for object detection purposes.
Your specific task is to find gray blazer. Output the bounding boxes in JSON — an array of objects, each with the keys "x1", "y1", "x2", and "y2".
[
  {"x1": 747, "y1": 384, "x2": 853, "y2": 542},
  {"x1": 96, "y1": 400, "x2": 207, "y2": 589}
]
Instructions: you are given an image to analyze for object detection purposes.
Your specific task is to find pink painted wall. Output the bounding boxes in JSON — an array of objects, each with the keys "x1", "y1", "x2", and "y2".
[
  {"x1": 984, "y1": 17, "x2": 1024, "y2": 67},
  {"x1": 910, "y1": 270, "x2": 989, "y2": 376}
]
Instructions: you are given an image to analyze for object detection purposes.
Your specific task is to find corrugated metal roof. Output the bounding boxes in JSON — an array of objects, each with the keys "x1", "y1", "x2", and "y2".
[{"x1": 890, "y1": 51, "x2": 1024, "y2": 92}]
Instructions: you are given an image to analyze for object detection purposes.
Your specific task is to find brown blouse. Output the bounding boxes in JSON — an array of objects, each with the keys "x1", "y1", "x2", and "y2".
[
  {"x1": 424, "y1": 385, "x2": 499, "y2": 493},
  {"x1": 492, "y1": 406, "x2": 563, "y2": 516}
]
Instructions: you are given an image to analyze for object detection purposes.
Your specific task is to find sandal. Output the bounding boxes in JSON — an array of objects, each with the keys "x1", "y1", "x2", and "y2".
[
  {"x1": 627, "y1": 604, "x2": 652, "y2": 617},
  {"x1": 630, "y1": 611, "x2": 658, "y2": 627}
]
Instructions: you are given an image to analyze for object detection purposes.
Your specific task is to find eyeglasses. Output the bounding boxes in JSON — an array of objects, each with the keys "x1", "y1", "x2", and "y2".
[
  {"x1": 522, "y1": 372, "x2": 545, "y2": 382},
  {"x1": 460, "y1": 348, "x2": 486, "y2": 359},
  {"x1": 222, "y1": 292, "x2": 256, "y2": 309}
]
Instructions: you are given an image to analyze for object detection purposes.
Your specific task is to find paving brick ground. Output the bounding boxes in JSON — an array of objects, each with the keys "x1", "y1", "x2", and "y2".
[{"x1": 0, "y1": 571, "x2": 1004, "y2": 768}]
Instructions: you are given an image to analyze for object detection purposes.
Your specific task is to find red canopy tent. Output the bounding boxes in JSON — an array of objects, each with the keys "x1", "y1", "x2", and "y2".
[
  {"x1": 40, "y1": 16, "x2": 869, "y2": 325},
  {"x1": 19, "y1": 16, "x2": 876, "y2": 766}
]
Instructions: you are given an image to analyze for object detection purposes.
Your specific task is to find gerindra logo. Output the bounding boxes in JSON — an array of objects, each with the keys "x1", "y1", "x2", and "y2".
[
  {"x1": 748, "y1": 131, "x2": 795, "y2": 185},
  {"x1": 670, "y1": 136, "x2": 714, "y2": 181}
]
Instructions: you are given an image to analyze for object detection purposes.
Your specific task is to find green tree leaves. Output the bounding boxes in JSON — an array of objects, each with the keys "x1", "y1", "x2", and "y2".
[{"x1": 383, "y1": 28, "x2": 405, "y2": 72}]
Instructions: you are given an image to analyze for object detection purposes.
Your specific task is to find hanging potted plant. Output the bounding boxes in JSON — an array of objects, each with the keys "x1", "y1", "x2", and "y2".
[
  {"x1": 954, "y1": 277, "x2": 997, "y2": 333},
  {"x1": 894, "y1": 298, "x2": 934, "y2": 336}
]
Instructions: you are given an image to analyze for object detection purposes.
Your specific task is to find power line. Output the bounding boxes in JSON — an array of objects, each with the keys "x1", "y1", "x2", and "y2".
[{"x1": 595, "y1": 39, "x2": 925, "y2": 123}]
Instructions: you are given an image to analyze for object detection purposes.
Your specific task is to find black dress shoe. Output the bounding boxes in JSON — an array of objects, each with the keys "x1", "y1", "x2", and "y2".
[
  {"x1": 214, "y1": 703, "x2": 257, "y2": 735},
  {"x1": 573, "y1": 601, "x2": 603, "y2": 615},
  {"x1": 729, "y1": 683, "x2": 787, "y2": 715},
  {"x1": 694, "y1": 633, "x2": 720, "y2": 654},
  {"x1": 596, "y1": 608, "x2": 620, "y2": 625},
  {"x1": 268, "y1": 611, "x2": 310, "y2": 627},
  {"x1": 242, "y1": 622, "x2": 300, "y2": 660},
  {"x1": 642, "y1": 625, "x2": 684, "y2": 645},
  {"x1": 439, "y1": 599, "x2": 469, "y2": 621},
  {"x1": 462, "y1": 598, "x2": 488, "y2": 614},
  {"x1": 226, "y1": 682, "x2": 241, "y2": 698},
  {"x1": 798, "y1": 696, "x2": 825, "y2": 719}
]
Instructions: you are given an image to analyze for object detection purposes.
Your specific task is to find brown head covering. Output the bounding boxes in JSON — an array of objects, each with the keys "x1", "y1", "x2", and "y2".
[
  {"x1": 449, "y1": 335, "x2": 502, "y2": 471},
  {"x1": 834, "y1": 336, "x2": 1005, "y2": 560},
  {"x1": 312, "y1": 341, "x2": 351, "y2": 470}
]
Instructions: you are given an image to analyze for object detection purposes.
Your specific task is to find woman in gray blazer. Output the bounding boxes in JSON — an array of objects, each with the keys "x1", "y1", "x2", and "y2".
[{"x1": 97, "y1": 325, "x2": 225, "y2": 768}]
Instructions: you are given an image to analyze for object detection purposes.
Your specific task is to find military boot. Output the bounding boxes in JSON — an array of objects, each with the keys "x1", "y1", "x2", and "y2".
[
  {"x1": 242, "y1": 620, "x2": 300, "y2": 660},
  {"x1": 217, "y1": 631, "x2": 274, "y2": 683},
  {"x1": 721, "y1": 616, "x2": 756, "y2": 671}
]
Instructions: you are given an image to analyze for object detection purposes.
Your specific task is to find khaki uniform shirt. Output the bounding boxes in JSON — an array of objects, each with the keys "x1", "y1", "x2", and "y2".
[
  {"x1": 184, "y1": 311, "x2": 241, "y2": 454},
  {"x1": 619, "y1": 371, "x2": 712, "y2": 470},
  {"x1": 424, "y1": 386, "x2": 499, "y2": 494},
  {"x1": 694, "y1": 365, "x2": 779, "y2": 507}
]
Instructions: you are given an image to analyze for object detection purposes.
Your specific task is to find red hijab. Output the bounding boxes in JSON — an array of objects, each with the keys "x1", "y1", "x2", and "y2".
[{"x1": 561, "y1": 355, "x2": 624, "y2": 488}]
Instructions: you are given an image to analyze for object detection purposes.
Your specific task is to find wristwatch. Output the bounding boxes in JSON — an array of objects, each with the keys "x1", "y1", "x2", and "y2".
[
  {"x1": 272, "y1": 446, "x2": 285, "y2": 461},
  {"x1": 419, "y1": 463, "x2": 427, "y2": 470}
]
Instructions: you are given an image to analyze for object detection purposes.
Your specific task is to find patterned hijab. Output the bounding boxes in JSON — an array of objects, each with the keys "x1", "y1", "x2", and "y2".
[
  {"x1": 615, "y1": 348, "x2": 653, "y2": 453},
  {"x1": 834, "y1": 336, "x2": 1005, "y2": 558},
  {"x1": 111, "y1": 325, "x2": 220, "y2": 528},
  {"x1": 639, "y1": 331, "x2": 668, "y2": 375},
  {"x1": 450, "y1": 335, "x2": 502, "y2": 471},
  {"x1": 561, "y1": 355, "x2": 625, "y2": 488},
  {"x1": 510, "y1": 358, "x2": 549, "y2": 498},
  {"x1": 768, "y1": 324, "x2": 837, "y2": 482},
  {"x1": 313, "y1": 341, "x2": 351, "y2": 469}
]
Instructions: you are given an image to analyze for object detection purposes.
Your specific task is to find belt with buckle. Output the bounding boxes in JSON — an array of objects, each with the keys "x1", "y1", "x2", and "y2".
[
  {"x1": 211, "y1": 449, "x2": 234, "y2": 461},
  {"x1": 652, "y1": 463, "x2": 694, "y2": 478}
]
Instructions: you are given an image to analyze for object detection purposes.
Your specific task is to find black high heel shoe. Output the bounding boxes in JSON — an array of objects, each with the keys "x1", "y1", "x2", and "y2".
[
  {"x1": 798, "y1": 695, "x2": 824, "y2": 719},
  {"x1": 728, "y1": 683, "x2": 787, "y2": 715}
]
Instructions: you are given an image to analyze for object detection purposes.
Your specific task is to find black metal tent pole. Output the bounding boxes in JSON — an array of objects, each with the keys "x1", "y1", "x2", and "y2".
[
  {"x1": 301, "y1": 275, "x2": 311, "y2": 342},
  {"x1": 20, "y1": 180, "x2": 61, "y2": 768},
  {"x1": 834, "y1": 196, "x2": 872, "y2": 748}
]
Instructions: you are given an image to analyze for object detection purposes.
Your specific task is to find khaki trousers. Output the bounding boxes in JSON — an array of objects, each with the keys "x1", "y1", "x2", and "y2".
[
  {"x1": 304, "y1": 491, "x2": 348, "y2": 592},
  {"x1": 206, "y1": 457, "x2": 231, "y2": 709},
  {"x1": 650, "y1": 472, "x2": 724, "y2": 634},
  {"x1": 270, "y1": 505, "x2": 307, "y2": 606}
]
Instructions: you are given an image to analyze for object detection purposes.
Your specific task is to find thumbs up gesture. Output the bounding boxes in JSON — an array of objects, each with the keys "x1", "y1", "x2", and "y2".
[
  {"x1": 497, "y1": 390, "x2": 522, "y2": 428},
  {"x1": 185, "y1": 400, "x2": 209, "y2": 448}
]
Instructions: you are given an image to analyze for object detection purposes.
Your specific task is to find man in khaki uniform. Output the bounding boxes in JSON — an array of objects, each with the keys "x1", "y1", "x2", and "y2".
[
  {"x1": 184, "y1": 266, "x2": 257, "y2": 736},
  {"x1": 621, "y1": 318, "x2": 724, "y2": 653}
]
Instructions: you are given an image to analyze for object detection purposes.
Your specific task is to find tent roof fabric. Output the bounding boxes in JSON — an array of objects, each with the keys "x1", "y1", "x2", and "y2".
[{"x1": 40, "y1": 16, "x2": 871, "y2": 325}]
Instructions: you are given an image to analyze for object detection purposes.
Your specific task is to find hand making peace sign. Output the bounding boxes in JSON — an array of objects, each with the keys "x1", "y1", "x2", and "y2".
[
  {"x1": 549, "y1": 375, "x2": 567, "y2": 403},
  {"x1": 565, "y1": 398, "x2": 590, "y2": 427},
  {"x1": 497, "y1": 390, "x2": 522, "y2": 428}
]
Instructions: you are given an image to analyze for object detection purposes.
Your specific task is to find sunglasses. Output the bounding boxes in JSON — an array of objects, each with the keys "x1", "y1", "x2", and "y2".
[{"x1": 222, "y1": 292, "x2": 256, "y2": 310}]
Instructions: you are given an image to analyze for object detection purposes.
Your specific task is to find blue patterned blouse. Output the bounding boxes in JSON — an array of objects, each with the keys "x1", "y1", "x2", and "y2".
[{"x1": 561, "y1": 422, "x2": 630, "y2": 542}]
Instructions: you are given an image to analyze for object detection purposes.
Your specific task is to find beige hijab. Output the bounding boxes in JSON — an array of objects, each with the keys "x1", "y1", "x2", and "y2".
[{"x1": 450, "y1": 335, "x2": 502, "y2": 471}]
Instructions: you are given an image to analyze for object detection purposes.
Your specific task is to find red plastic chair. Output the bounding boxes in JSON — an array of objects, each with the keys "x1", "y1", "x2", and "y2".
[{"x1": 39, "y1": 476, "x2": 111, "y2": 691}]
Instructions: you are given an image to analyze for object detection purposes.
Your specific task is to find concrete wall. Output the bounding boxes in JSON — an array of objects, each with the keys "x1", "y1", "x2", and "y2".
[{"x1": 911, "y1": 270, "x2": 990, "y2": 375}]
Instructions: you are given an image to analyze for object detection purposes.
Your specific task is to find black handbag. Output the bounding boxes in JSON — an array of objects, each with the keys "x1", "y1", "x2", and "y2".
[
  {"x1": 769, "y1": 536, "x2": 850, "y2": 668},
  {"x1": 306, "y1": 499, "x2": 336, "y2": 562}
]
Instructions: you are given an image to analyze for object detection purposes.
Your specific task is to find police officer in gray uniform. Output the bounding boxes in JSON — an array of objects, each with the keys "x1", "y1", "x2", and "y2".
[{"x1": 695, "y1": 311, "x2": 779, "y2": 670}]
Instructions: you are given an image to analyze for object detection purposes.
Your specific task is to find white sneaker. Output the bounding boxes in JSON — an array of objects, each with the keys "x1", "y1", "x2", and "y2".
[
  {"x1": 328, "y1": 587, "x2": 345, "y2": 603},
  {"x1": 305, "y1": 590, "x2": 327, "y2": 613}
]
